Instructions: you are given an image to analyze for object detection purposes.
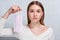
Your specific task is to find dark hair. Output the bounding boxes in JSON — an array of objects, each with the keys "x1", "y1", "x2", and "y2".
[{"x1": 27, "y1": 1, "x2": 45, "y2": 25}]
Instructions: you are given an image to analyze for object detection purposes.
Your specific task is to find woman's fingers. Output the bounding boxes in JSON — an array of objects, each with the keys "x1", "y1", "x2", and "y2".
[
  {"x1": 8, "y1": 5, "x2": 21, "y2": 14},
  {"x1": 11, "y1": 5, "x2": 21, "y2": 12}
]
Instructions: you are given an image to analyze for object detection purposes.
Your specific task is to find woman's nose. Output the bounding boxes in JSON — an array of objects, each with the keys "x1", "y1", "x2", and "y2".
[{"x1": 34, "y1": 12, "x2": 37, "y2": 16}]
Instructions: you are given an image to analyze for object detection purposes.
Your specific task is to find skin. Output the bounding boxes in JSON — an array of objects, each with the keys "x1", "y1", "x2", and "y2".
[
  {"x1": 2, "y1": 5, "x2": 21, "y2": 19},
  {"x1": 28, "y1": 4, "x2": 48, "y2": 36},
  {"x1": 2, "y1": 5, "x2": 48, "y2": 36}
]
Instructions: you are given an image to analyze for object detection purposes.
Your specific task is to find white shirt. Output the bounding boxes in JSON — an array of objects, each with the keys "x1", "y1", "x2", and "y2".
[{"x1": 0, "y1": 18, "x2": 54, "y2": 40}]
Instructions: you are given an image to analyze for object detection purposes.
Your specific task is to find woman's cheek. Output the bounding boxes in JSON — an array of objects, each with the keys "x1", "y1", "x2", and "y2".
[
  {"x1": 29, "y1": 12, "x2": 33, "y2": 16},
  {"x1": 28, "y1": 13, "x2": 33, "y2": 19},
  {"x1": 37, "y1": 14, "x2": 42, "y2": 19}
]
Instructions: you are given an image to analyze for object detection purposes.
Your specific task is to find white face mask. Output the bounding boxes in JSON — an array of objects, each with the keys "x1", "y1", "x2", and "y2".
[{"x1": 14, "y1": 14, "x2": 23, "y2": 33}]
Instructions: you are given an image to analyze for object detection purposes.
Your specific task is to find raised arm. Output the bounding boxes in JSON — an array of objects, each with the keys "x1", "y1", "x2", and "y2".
[
  {"x1": 2, "y1": 5, "x2": 21, "y2": 19},
  {"x1": 0, "y1": 5, "x2": 21, "y2": 36},
  {"x1": 0, "y1": 5, "x2": 21, "y2": 28}
]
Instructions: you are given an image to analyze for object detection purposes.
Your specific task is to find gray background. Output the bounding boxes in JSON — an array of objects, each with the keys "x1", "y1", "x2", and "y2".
[{"x1": 0, "y1": 0, "x2": 60, "y2": 40}]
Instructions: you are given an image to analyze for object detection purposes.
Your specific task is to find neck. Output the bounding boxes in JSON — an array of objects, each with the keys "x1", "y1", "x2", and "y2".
[{"x1": 28, "y1": 22, "x2": 42, "y2": 28}]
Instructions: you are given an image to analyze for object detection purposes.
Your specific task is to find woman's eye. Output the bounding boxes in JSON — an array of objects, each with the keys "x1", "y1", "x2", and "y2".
[
  {"x1": 30, "y1": 10, "x2": 34, "y2": 12},
  {"x1": 37, "y1": 10, "x2": 40, "y2": 13}
]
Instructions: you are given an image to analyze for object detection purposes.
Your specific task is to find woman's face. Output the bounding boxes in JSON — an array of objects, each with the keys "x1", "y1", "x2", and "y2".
[{"x1": 28, "y1": 4, "x2": 43, "y2": 23}]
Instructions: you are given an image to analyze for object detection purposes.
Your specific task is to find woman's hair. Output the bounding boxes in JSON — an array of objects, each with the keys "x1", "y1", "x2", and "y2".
[{"x1": 27, "y1": 1, "x2": 45, "y2": 25}]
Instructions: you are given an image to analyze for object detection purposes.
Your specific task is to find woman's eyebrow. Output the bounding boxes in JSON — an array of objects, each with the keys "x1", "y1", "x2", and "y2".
[{"x1": 29, "y1": 8, "x2": 33, "y2": 10}]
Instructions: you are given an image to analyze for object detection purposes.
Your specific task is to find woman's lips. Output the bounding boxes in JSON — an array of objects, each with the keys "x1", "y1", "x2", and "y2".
[{"x1": 33, "y1": 18, "x2": 37, "y2": 19}]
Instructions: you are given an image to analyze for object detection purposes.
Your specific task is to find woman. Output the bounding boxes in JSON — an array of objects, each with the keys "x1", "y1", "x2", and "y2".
[{"x1": 0, "y1": 1, "x2": 54, "y2": 40}]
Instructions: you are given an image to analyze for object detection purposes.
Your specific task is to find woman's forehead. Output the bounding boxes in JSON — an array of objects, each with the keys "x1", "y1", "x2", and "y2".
[{"x1": 29, "y1": 4, "x2": 42, "y2": 10}]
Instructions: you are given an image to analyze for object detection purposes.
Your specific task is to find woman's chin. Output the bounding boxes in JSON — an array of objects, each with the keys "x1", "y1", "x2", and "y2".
[{"x1": 32, "y1": 20, "x2": 38, "y2": 23}]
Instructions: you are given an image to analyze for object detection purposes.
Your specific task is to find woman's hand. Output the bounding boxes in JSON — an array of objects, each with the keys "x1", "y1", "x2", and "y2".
[
  {"x1": 2, "y1": 5, "x2": 21, "y2": 19},
  {"x1": 8, "y1": 5, "x2": 21, "y2": 14}
]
